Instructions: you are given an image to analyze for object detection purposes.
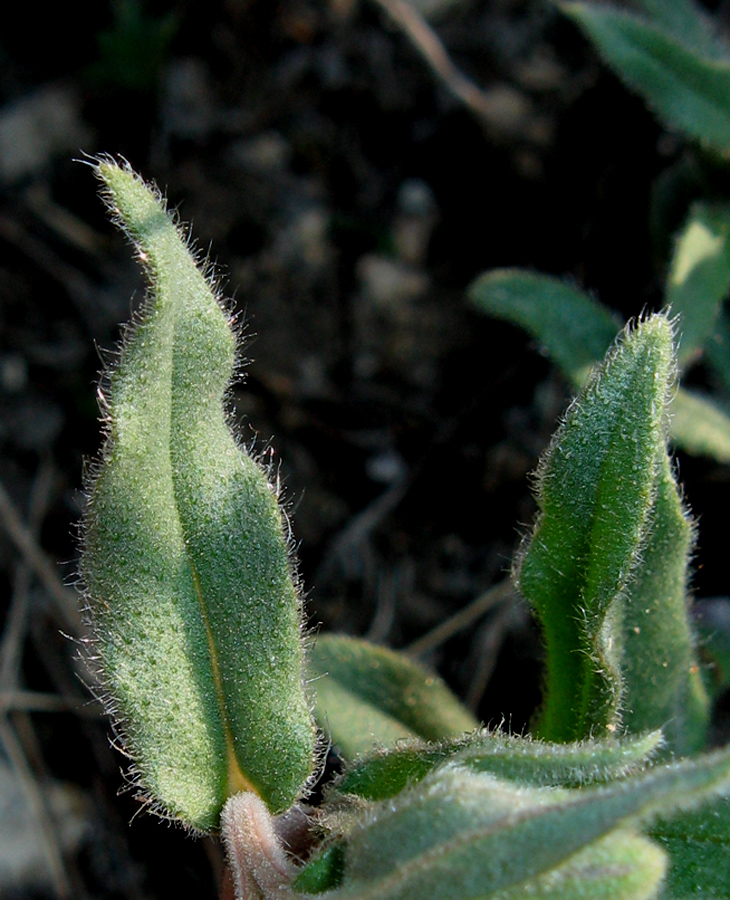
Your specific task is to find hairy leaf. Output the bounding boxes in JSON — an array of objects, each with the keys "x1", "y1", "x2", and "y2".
[
  {"x1": 81, "y1": 160, "x2": 315, "y2": 829},
  {"x1": 298, "y1": 828, "x2": 663, "y2": 899},
  {"x1": 333, "y1": 730, "x2": 663, "y2": 801},
  {"x1": 621, "y1": 454, "x2": 708, "y2": 754},
  {"x1": 516, "y1": 315, "x2": 674, "y2": 742}
]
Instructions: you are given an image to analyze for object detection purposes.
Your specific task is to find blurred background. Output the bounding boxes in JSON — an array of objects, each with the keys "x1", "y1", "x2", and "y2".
[{"x1": 3, "y1": 0, "x2": 730, "y2": 896}]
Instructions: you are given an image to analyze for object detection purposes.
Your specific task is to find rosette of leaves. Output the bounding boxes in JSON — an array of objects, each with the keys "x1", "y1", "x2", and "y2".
[{"x1": 82, "y1": 162, "x2": 730, "y2": 900}]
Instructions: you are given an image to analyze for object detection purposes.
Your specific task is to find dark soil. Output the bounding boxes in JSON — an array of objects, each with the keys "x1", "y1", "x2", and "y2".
[{"x1": 3, "y1": 1, "x2": 730, "y2": 897}]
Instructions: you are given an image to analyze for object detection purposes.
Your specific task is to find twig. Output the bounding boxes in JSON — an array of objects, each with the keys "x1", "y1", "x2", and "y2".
[
  {"x1": 370, "y1": 0, "x2": 524, "y2": 130},
  {"x1": 406, "y1": 578, "x2": 514, "y2": 656},
  {"x1": 314, "y1": 477, "x2": 407, "y2": 585},
  {"x1": 465, "y1": 601, "x2": 526, "y2": 711},
  {"x1": 365, "y1": 562, "x2": 410, "y2": 644},
  {"x1": 0, "y1": 459, "x2": 85, "y2": 898},
  {"x1": 0, "y1": 716, "x2": 73, "y2": 899},
  {"x1": 0, "y1": 211, "x2": 103, "y2": 335},
  {"x1": 0, "y1": 476, "x2": 81, "y2": 635},
  {"x1": 0, "y1": 458, "x2": 57, "y2": 689}
]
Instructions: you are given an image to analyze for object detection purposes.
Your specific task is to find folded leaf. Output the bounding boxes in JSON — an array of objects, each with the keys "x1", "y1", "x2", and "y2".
[
  {"x1": 621, "y1": 453, "x2": 708, "y2": 754},
  {"x1": 516, "y1": 315, "x2": 674, "y2": 742},
  {"x1": 560, "y1": 2, "x2": 730, "y2": 155},
  {"x1": 309, "y1": 634, "x2": 477, "y2": 759},
  {"x1": 81, "y1": 160, "x2": 315, "y2": 829}
]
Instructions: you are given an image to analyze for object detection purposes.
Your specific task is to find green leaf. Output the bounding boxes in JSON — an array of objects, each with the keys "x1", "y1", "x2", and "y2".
[
  {"x1": 670, "y1": 388, "x2": 730, "y2": 463},
  {"x1": 334, "y1": 730, "x2": 663, "y2": 801},
  {"x1": 516, "y1": 315, "x2": 674, "y2": 742},
  {"x1": 630, "y1": 0, "x2": 729, "y2": 62},
  {"x1": 467, "y1": 268, "x2": 620, "y2": 384},
  {"x1": 454, "y1": 729, "x2": 664, "y2": 787},
  {"x1": 621, "y1": 453, "x2": 708, "y2": 754},
  {"x1": 309, "y1": 634, "x2": 477, "y2": 760},
  {"x1": 664, "y1": 202, "x2": 730, "y2": 367},
  {"x1": 81, "y1": 160, "x2": 315, "y2": 830},
  {"x1": 298, "y1": 829, "x2": 663, "y2": 899},
  {"x1": 652, "y1": 798, "x2": 730, "y2": 898},
  {"x1": 333, "y1": 742, "x2": 450, "y2": 801},
  {"x1": 489, "y1": 831, "x2": 665, "y2": 900},
  {"x1": 484, "y1": 829, "x2": 667, "y2": 900},
  {"x1": 295, "y1": 843, "x2": 347, "y2": 895},
  {"x1": 560, "y1": 2, "x2": 730, "y2": 155},
  {"x1": 318, "y1": 748, "x2": 730, "y2": 900}
]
